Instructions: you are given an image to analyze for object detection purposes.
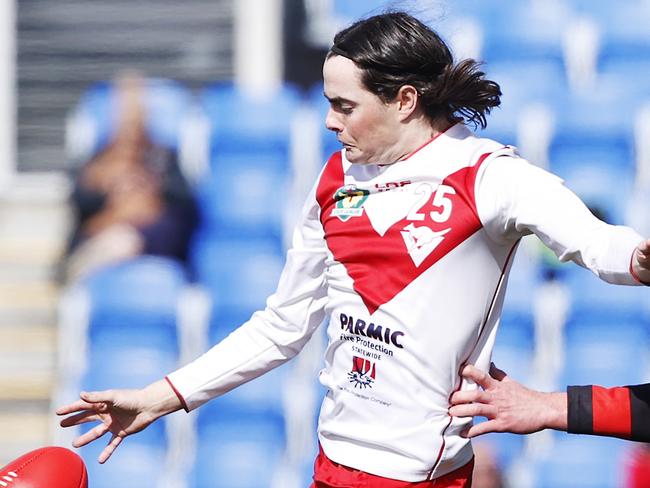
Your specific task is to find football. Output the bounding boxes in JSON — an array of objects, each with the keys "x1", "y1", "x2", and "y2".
[{"x1": 0, "y1": 446, "x2": 87, "y2": 488}]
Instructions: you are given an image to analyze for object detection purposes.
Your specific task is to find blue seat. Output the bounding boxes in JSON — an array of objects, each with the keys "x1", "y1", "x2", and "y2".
[
  {"x1": 561, "y1": 317, "x2": 649, "y2": 387},
  {"x1": 480, "y1": 60, "x2": 567, "y2": 145},
  {"x1": 190, "y1": 236, "x2": 284, "y2": 308},
  {"x1": 195, "y1": 154, "x2": 289, "y2": 241},
  {"x1": 532, "y1": 434, "x2": 627, "y2": 488},
  {"x1": 332, "y1": 0, "x2": 390, "y2": 22},
  {"x1": 191, "y1": 415, "x2": 286, "y2": 488},
  {"x1": 548, "y1": 85, "x2": 636, "y2": 224},
  {"x1": 562, "y1": 265, "x2": 650, "y2": 322},
  {"x1": 597, "y1": 3, "x2": 650, "y2": 69},
  {"x1": 480, "y1": 3, "x2": 571, "y2": 66},
  {"x1": 81, "y1": 256, "x2": 188, "y2": 321},
  {"x1": 200, "y1": 82, "x2": 302, "y2": 166},
  {"x1": 69, "y1": 78, "x2": 194, "y2": 159},
  {"x1": 81, "y1": 438, "x2": 168, "y2": 488}
]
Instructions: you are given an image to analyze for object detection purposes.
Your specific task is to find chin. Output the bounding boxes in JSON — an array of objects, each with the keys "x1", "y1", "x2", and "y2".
[{"x1": 344, "y1": 148, "x2": 370, "y2": 164}]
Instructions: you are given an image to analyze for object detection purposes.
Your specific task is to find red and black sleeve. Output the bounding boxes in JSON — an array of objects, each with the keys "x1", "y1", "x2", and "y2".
[{"x1": 567, "y1": 384, "x2": 650, "y2": 442}]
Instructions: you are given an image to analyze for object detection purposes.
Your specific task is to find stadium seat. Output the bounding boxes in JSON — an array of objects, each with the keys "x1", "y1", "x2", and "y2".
[
  {"x1": 481, "y1": 59, "x2": 567, "y2": 147},
  {"x1": 200, "y1": 82, "x2": 302, "y2": 166},
  {"x1": 81, "y1": 437, "x2": 168, "y2": 488},
  {"x1": 479, "y1": 2, "x2": 572, "y2": 66},
  {"x1": 562, "y1": 265, "x2": 650, "y2": 322},
  {"x1": 561, "y1": 317, "x2": 650, "y2": 387},
  {"x1": 81, "y1": 256, "x2": 188, "y2": 322},
  {"x1": 596, "y1": 3, "x2": 650, "y2": 70},
  {"x1": 194, "y1": 153, "x2": 290, "y2": 241},
  {"x1": 332, "y1": 0, "x2": 390, "y2": 22},
  {"x1": 531, "y1": 434, "x2": 628, "y2": 488},
  {"x1": 191, "y1": 414, "x2": 286, "y2": 488},
  {"x1": 190, "y1": 236, "x2": 284, "y2": 310}
]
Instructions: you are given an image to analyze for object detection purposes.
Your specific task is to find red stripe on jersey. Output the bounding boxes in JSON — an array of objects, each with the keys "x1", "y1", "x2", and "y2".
[
  {"x1": 592, "y1": 385, "x2": 632, "y2": 438},
  {"x1": 316, "y1": 151, "x2": 493, "y2": 315}
]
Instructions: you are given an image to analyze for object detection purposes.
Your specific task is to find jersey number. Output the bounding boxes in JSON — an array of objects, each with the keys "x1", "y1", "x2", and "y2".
[{"x1": 406, "y1": 184, "x2": 456, "y2": 223}]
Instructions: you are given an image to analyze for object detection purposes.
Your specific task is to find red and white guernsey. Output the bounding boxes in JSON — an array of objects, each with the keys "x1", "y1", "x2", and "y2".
[{"x1": 167, "y1": 124, "x2": 643, "y2": 481}]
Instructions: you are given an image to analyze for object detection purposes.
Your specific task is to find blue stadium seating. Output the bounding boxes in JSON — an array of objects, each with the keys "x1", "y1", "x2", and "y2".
[
  {"x1": 596, "y1": 3, "x2": 650, "y2": 69},
  {"x1": 562, "y1": 317, "x2": 649, "y2": 387},
  {"x1": 190, "y1": 236, "x2": 284, "y2": 309},
  {"x1": 81, "y1": 437, "x2": 168, "y2": 488},
  {"x1": 200, "y1": 82, "x2": 302, "y2": 166},
  {"x1": 479, "y1": 3, "x2": 570, "y2": 66},
  {"x1": 191, "y1": 414, "x2": 286, "y2": 488},
  {"x1": 194, "y1": 154, "x2": 289, "y2": 242},
  {"x1": 481, "y1": 59, "x2": 567, "y2": 145},
  {"x1": 532, "y1": 434, "x2": 628, "y2": 488}
]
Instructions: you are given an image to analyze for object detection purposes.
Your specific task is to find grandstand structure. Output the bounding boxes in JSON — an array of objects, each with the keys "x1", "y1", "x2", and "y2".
[{"x1": 0, "y1": 0, "x2": 649, "y2": 487}]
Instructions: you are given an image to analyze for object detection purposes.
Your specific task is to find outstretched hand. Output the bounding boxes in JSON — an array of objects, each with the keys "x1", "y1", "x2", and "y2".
[
  {"x1": 632, "y1": 238, "x2": 650, "y2": 284},
  {"x1": 56, "y1": 380, "x2": 183, "y2": 463},
  {"x1": 448, "y1": 363, "x2": 567, "y2": 438},
  {"x1": 56, "y1": 389, "x2": 155, "y2": 463}
]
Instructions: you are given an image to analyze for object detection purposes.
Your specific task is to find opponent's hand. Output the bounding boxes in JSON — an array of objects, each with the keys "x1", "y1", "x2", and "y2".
[
  {"x1": 632, "y1": 238, "x2": 650, "y2": 285},
  {"x1": 448, "y1": 363, "x2": 567, "y2": 438},
  {"x1": 56, "y1": 380, "x2": 182, "y2": 463}
]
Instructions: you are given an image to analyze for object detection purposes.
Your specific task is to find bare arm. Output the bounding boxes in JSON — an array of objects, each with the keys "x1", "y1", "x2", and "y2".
[
  {"x1": 56, "y1": 379, "x2": 182, "y2": 463},
  {"x1": 448, "y1": 363, "x2": 567, "y2": 437}
]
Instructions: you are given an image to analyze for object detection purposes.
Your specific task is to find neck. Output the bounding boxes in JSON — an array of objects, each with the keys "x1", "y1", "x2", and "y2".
[{"x1": 391, "y1": 118, "x2": 452, "y2": 163}]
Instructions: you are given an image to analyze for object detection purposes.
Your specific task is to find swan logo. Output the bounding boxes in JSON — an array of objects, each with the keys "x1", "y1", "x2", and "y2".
[{"x1": 332, "y1": 185, "x2": 369, "y2": 221}]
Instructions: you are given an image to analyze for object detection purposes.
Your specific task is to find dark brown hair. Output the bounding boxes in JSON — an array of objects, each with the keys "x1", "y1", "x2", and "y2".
[{"x1": 329, "y1": 12, "x2": 501, "y2": 129}]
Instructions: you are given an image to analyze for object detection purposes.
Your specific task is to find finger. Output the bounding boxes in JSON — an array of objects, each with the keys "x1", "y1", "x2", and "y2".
[
  {"x1": 639, "y1": 239, "x2": 650, "y2": 254},
  {"x1": 466, "y1": 420, "x2": 501, "y2": 438},
  {"x1": 450, "y1": 389, "x2": 482, "y2": 405},
  {"x1": 460, "y1": 364, "x2": 495, "y2": 389},
  {"x1": 636, "y1": 239, "x2": 650, "y2": 260},
  {"x1": 449, "y1": 403, "x2": 496, "y2": 419},
  {"x1": 56, "y1": 399, "x2": 97, "y2": 416},
  {"x1": 72, "y1": 422, "x2": 110, "y2": 448},
  {"x1": 59, "y1": 410, "x2": 102, "y2": 428},
  {"x1": 80, "y1": 390, "x2": 115, "y2": 404},
  {"x1": 98, "y1": 434, "x2": 123, "y2": 464},
  {"x1": 489, "y1": 362, "x2": 507, "y2": 382}
]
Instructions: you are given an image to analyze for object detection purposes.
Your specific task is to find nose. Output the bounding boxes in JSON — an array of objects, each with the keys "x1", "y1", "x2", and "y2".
[{"x1": 325, "y1": 108, "x2": 342, "y2": 133}]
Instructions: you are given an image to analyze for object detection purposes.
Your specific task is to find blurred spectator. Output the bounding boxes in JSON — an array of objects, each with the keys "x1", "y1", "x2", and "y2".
[
  {"x1": 63, "y1": 72, "x2": 198, "y2": 282},
  {"x1": 471, "y1": 441, "x2": 504, "y2": 488}
]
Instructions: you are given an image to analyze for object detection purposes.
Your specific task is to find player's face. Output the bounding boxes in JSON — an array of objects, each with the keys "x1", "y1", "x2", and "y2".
[{"x1": 323, "y1": 55, "x2": 403, "y2": 164}]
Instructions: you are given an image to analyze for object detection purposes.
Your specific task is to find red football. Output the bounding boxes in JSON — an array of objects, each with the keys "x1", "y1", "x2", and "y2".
[{"x1": 0, "y1": 446, "x2": 87, "y2": 488}]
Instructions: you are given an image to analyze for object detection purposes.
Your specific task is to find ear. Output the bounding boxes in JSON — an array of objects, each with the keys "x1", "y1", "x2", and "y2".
[{"x1": 394, "y1": 85, "x2": 419, "y2": 120}]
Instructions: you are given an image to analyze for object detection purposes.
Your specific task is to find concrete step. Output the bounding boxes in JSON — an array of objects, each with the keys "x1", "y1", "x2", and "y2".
[{"x1": 0, "y1": 324, "x2": 57, "y2": 401}]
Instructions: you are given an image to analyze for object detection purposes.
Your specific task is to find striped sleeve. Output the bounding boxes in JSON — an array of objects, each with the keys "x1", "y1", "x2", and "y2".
[{"x1": 567, "y1": 384, "x2": 650, "y2": 442}]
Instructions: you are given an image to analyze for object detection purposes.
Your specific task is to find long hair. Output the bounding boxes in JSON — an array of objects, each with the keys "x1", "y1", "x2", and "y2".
[{"x1": 329, "y1": 12, "x2": 501, "y2": 129}]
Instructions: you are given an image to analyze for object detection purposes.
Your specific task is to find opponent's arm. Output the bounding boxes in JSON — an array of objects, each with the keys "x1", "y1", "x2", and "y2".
[
  {"x1": 448, "y1": 364, "x2": 566, "y2": 437},
  {"x1": 450, "y1": 364, "x2": 650, "y2": 442}
]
